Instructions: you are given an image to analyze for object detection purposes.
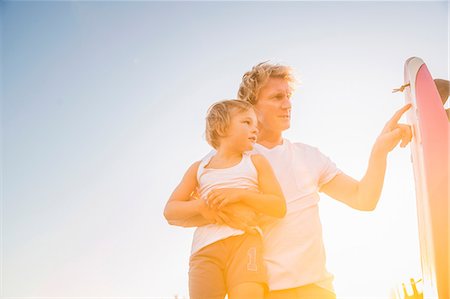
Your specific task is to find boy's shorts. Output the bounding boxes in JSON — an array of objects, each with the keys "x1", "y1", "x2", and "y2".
[
  {"x1": 266, "y1": 284, "x2": 337, "y2": 299},
  {"x1": 189, "y1": 232, "x2": 267, "y2": 299}
]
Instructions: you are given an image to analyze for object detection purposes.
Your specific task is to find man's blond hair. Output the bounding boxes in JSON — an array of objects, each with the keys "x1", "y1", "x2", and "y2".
[
  {"x1": 237, "y1": 61, "x2": 295, "y2": 104},
  {"x1": 205, "y1": 99, "x2": 254, "y2": 149}
]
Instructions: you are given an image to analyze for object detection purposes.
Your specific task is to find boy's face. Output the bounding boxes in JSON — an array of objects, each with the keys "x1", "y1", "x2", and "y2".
[
  {"x1": 253, "y1": 77, "x2": 292, "y2": 134},
  {"x1": 222, "y1": 109, "x2": 258, "y2": 152}
]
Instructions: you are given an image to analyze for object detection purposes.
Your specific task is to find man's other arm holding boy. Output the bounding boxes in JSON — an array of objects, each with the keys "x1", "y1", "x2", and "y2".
[
  {"x1": 164, "y1": 155, "x2": 285, "y2": 230},
  {"x1": 163, "y1": 161, "x2": 243, "y2": 228}
]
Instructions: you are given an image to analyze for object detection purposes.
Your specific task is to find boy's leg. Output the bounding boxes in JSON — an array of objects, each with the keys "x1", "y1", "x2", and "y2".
[
  {"x1": 225, "y1": 233, "x2": 267, "y2": 299},
  {"x1": 189, "y1": 241, "x2": 227, "y2": 299}
]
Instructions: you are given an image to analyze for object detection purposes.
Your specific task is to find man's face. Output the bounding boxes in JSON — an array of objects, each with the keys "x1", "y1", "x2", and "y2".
[{"x1": 254, "y1": 77, "x2": 292, "y2": 134}]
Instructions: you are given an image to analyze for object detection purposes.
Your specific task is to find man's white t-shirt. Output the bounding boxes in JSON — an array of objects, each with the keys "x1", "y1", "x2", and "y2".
[{"x1": 253, "y1": 139, "x2": 342, "y2": 292}]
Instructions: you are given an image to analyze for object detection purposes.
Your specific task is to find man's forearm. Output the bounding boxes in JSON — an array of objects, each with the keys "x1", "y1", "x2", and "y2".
[
  {"x1": 165, "y1": 199, "x2": 220, "y2": 228},
  {"x1": 164, "y1": 199, "x2": 202, "y2": 224},
  {"x1": 168, "y1": 214, "x2": 211, "y2": 227},
  {"x1": 238, "y1": 190, "x2": 286, "y2": 218},
  {"x1": 168, "y1": 202, "x2": 258, "y2": 230},
  {"x1": 356, "y1": 146, "x2": 388, "y2": 211}
]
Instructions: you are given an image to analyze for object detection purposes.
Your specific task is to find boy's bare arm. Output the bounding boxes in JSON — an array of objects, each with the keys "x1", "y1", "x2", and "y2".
[{"x1": 163, "y1": 161, "x2": 213, "y2": 224}]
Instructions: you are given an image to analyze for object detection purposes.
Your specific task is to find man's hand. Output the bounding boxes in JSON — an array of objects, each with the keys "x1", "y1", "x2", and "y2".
[
  {"x1": 374, "y1": 104, "x2": 413, "y2": 154},
  {"x1": 197, "y1": 199, "x2": 224, "y2": 224},
  {"x1": 208, "y1": 202, "x2": 259, "y2": 232},
  {"x1": 220, "y1": 203, "x2": 258, "y2": 227},
  {"x1": 215, "y1": 211, "x2": 258, "y2": 233},
  {"x1": 206, "y1": 188, "x2": 245, "y2": 209},
  {"x1": 198, "y1": 195, "x2": 260, "y2": 232}
]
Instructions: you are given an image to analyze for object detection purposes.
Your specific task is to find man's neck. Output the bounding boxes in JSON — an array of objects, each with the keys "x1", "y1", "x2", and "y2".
[{"x1": 257, "y1": 131, "x2": 283, "y2": 149}]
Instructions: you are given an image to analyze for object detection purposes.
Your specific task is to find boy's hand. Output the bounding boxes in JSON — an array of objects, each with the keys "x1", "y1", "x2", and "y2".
[{"x1": 206, "y1": 188, "x2": 244, "y2": 209}]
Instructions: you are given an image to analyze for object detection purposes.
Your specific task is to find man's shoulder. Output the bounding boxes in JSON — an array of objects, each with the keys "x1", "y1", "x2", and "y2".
[
  {"x1": 287, "y1": 139, "x2": 320, "y2": 154},
  {"x1": 287, "y1": 140, "x2": 334, "y2": 165}
]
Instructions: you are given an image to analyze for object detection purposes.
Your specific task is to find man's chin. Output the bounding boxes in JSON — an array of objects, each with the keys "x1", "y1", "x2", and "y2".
[{"x1": 281, "y1": 123, "x2": 290, "y2": 131}]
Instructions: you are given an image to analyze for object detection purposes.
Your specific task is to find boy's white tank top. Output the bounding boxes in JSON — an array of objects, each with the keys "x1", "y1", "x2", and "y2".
[{"x1": 191, "y1": 153, "x2": 259, "y2": 254}]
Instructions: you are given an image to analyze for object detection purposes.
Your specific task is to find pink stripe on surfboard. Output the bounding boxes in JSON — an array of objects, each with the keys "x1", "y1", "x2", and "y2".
[{"x1": 414, "y1": 63, "x2": 448, "y2": 299}]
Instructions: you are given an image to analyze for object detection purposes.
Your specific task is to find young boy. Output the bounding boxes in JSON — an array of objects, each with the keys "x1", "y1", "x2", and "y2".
[{"x1": 164, "y1": 99, "x2": 286, "y2": 299}]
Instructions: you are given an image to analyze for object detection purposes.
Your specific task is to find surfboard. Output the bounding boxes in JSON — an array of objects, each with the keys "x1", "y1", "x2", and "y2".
[{"x1": 403, "y1": 57, "x2": 448, "y2": 299}]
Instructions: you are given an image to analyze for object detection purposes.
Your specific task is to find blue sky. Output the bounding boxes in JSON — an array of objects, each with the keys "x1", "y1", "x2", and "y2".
[{"x1": 2, "y1": 1, "x2": 448, "y2": 298}]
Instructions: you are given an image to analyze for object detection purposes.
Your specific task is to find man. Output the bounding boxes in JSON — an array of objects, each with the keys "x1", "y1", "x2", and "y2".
[
  {"x1": 166, "y1": 62, "x2": 412, "y2": 298},
  {"x1": 236, "y1": 62, "x2": 411, "y2": 298}
]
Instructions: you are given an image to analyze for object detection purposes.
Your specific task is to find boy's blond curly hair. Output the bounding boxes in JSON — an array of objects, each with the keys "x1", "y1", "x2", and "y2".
[
  {"x1": 205, "y1": 99, "x2": 254, "y2": 149},
  {"x1": 238, "y1": 61, "x2": 296, "y2": 104}
]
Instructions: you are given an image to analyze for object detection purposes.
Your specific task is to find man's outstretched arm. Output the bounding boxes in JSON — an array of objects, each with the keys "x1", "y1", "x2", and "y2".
[{"x1": 321, "y1": 104, "x2": 412, "y2": 211}]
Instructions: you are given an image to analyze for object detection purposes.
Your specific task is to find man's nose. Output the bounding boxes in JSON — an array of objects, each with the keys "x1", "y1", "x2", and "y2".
[{"x1": 281, "y1": 96, "x2": 291, "y2": 109}]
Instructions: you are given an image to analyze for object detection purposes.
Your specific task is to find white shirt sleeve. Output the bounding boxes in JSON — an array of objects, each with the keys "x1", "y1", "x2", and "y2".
[{"x1": 315, "y1": 148, "x2": 342, "y2": 188}]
